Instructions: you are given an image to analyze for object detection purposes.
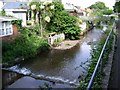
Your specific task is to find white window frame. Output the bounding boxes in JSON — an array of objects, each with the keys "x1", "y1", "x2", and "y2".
[{"x1": 0, "y1": 21, "x2": 13, "y2": 37}]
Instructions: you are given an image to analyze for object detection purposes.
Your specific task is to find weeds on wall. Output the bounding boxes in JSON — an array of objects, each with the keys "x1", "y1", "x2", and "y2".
[{"x1": 78, "y1": 25, "x2": 114, "y2": 89}]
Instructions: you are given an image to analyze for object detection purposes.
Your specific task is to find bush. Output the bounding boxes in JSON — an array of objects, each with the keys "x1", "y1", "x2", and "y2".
[
  {"x1": 46, "y1": 2, "x2": 81, "y2": 40},
  {"x1": 2, "y1": 28, "x2": 49, "y2": 63},
  {"x1": 11, "y1": 20, "x2": 22, "y2": 29}
]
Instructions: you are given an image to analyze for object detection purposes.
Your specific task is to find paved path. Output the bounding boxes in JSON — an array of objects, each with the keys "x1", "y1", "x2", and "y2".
[{"x1": 108, "y1": 19, "x2": 120, "y2": 89}]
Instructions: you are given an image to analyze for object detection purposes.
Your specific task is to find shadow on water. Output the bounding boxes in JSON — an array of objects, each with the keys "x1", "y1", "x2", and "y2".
[{"x1": 2, "y1": 28, "x2": 105, "y2": 88}]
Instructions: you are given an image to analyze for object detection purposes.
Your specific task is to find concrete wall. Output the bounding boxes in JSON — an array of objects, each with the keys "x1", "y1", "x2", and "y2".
[{"x1": 48, "y1": 33, "x2": 65, "y2": 45}]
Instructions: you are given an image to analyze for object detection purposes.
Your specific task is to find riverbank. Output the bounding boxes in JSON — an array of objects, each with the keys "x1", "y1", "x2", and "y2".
[
  {"x1": 2, "y1": 28, "x2": 49, "y2": 68},
  {"x1": 78, "y1": 25, "x2": 114, "y2": 89},
  {"x1": 52, "y1": 40, "x2": 80, "y2": 50}
]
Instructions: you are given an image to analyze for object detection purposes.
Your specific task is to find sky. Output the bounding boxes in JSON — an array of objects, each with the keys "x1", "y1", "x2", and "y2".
[{"x1": 62, "y1": 0, "x2": 116, "y2": 9}]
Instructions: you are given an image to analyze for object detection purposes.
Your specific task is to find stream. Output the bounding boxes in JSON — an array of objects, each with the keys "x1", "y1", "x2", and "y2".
[{"x1": 2, "y1": 27, "x2": 106, "y2": 89}]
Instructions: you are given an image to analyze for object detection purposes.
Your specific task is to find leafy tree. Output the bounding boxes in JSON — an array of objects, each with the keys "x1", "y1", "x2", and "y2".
[
  {"x1": 102, "y1": 9, "x2": 113, "y2": 15},
  {"x1": 89, "y1": 1, "x2": 107, "y2": 10},
  {"x1": 113, "y1": 1, "x2": 120, "y2": 13},
  {"x1": 90, "y1": 11, "x2": 103, "y2": 16},
  {"x1": 29, "y1": 1, "x2": 54, "y2": 37},
  {"x1": 46, "y1": 2, "x2": 81, "y2": 40},
  {"x1": 89, "y1": 1, "x2": 113, "y2": 16}
]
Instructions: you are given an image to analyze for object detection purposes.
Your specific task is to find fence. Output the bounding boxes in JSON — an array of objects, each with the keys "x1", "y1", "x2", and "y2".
[
  {"x1": 48, "y1": 33, "x2": 65, "y2": 45},
  {"x1": 87, "y1": 22, "x2": 115, "y2": 90}
]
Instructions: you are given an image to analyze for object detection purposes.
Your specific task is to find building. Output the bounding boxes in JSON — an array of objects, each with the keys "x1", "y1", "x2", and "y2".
[
  {"x1": 63, "y1": 2, "x2": 87, "y2": 17},
  {"x1": 2, "y1": 1, "x2": 29, "y2": 26},
  {"x1": 77, "y1": 8, "x2": 86, "y2": 16},
  {"x1": 0, "y1": 16, "x2": 18, "y2": 40},
  {"x1": 0, "y1": 1, "x2": 4, "y2": 11},
  {"x1": 63, "y1": 3, "x2": 77, "y2": 16}
]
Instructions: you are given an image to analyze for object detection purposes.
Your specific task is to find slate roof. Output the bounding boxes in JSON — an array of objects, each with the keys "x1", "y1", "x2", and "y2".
[{"x1": 2, "y1": 2, "x2": 29, "y2": 9}]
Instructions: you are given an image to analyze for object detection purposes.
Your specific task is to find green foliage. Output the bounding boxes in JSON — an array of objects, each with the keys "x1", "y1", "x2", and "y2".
[
  {"x1": 89, "y1": 1, "x2": 108, "y2": 10},
  {"x1": 1, "y1": 9, "x2": 6, "y2": 16},
  {"x1": 114, "y1": 1, "x2": 120, "y2": 13},
  {"x1": 52, "y1": 1, "x2": 64, "y2": 12},
  {"x1": 91, "y1": 9, "x2": 113, "y2": 16},
  {"x1": 29, "y1": 1, "x2": 55, "y2": 37},
  {"x1": 46, "y1": 2, "x2": 81, "y2": 40},
  {"x1": 102, "y1": 9, "x2": 113, "y2": 15},
  {"x1": 91, "y1": 11, "x2": 103, "y2": 16},
  {"x1": 2, "y1": 28, "x2": 49, "y2": 64},
  {"x1": 78, "y1": 25, "x2": 114, "y2": 89},
  {"x1": 94, "y1": 16, "x2": 113, "y2": 27},
  {"x1": 11, "y1": 20, "x2": 22, "y2": 28},
  {"x1": 89, "y1": 1, "x2": 113, "y2": 16}
]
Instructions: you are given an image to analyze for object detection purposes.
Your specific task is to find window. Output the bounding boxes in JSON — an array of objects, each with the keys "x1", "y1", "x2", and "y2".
[{"x1": 0, "y1": 21, "x2": 13, "y2": 37}]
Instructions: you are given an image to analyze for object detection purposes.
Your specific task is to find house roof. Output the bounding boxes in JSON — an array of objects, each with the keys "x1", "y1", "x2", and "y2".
[
  {"x1": 0, "y1": 16, "x2": 18, "y2": 22},
  {"x1": 2, "y1": 2, "x2": 29, "y2": 9},
  {"x1": 64, "y1": 3, "x2": 75, "y2": 11}
]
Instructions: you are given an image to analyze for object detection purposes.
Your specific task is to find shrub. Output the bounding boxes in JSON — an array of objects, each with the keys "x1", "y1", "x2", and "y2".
[
  {"x1": 46, "y1": 2, "x2": 81, "y2": 40},
  {"x1": 2, "y1": 28, "x2": 49, "y2": 63}
]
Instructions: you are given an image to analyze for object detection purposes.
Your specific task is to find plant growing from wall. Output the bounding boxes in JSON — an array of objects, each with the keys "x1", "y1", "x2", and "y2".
[
  {"x1": 78, "y1": 25, "x2": 114, "y2": 89},
  {"x1": 11, "y1": 20, "x2": 22, "y2": 29},
  {"x1": 1, "y1": 9, "x2": 6, "y2": 16}
]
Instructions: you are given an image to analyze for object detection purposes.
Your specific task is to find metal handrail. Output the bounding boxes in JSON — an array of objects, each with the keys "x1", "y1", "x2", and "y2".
[{"x1": 87, "y1": 22, "x2": 115, "y2": 90}]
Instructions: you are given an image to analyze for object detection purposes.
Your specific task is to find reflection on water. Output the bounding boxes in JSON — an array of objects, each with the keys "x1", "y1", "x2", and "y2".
[{"x1": 3, "y1": 28, "x2": 104, "y2": 87}]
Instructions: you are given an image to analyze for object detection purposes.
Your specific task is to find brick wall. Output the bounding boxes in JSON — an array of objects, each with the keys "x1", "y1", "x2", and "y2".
[
  {"x1": 69, "y1": 11, "x2": 77, "y2": 16},
  {"x1": 1, "y1": 24, "x2": 19, "y2": 41}
]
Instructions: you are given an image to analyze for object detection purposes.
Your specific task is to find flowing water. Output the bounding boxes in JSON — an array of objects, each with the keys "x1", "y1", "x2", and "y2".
[{"x1": 2, "y1": 27, "x2": 106, "y2": 88}]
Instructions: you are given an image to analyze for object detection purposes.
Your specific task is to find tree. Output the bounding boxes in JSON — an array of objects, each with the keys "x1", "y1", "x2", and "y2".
[
  {"x1": 102, "y1": 9, "x2": 113, "y2": 15},
  {"x1": 89, "y1": 1, "x2": 113, "y2": 16},
  {"x1": 46, "y1": 2, "x2": 81, "y2": 40},
  {"x1": 29, "y1": 0, "x2": 54, "y2": 37},
  {"x1": 114, "y1": 1, "x2": 120, "y2": 13},
  {"x1": 89, "y1": 1, "x2": 107, "y2": 10}
]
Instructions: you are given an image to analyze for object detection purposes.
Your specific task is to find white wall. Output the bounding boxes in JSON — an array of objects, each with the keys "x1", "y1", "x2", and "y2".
[
  {"x1": 0, "y1": 1, "x2": 3, "y2": 11},
  {"x1": 5, "y1": 10, "x2": 14, "y2": 16},
  {"x1": 5, "y1": 9, "x2": 27, "y2": 26},
  {"x1": 14, "y1": 12, "x2": 27, "y2": 26}
]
